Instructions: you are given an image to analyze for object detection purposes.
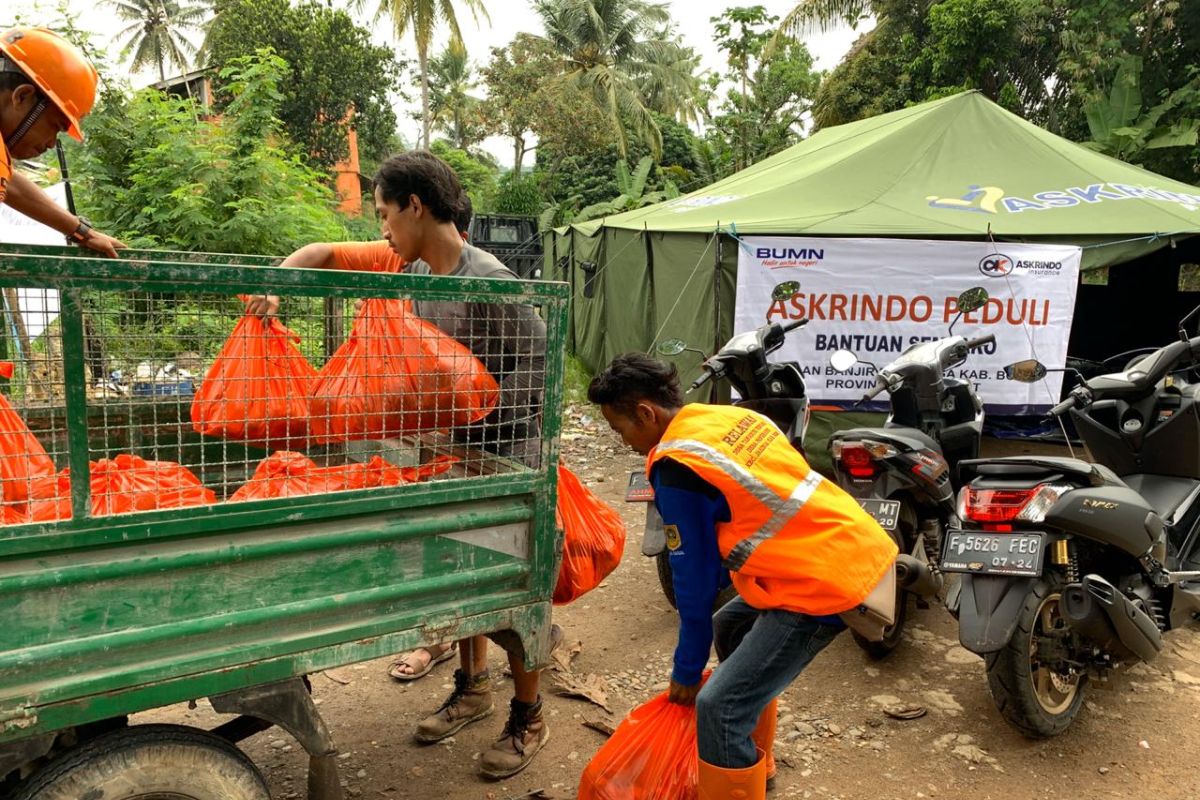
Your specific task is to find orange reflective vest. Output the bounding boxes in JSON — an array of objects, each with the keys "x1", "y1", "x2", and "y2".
[
  {"x1": 647, "y1": 403, "x2": 898, "y2": 616},
  {"x1": 0, "y1": 134, "x2": 11, "y2": 206}
]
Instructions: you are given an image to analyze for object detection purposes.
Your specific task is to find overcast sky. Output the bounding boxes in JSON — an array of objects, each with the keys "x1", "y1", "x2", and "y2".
[{"x1": 4, "y1": 0, "x2": 873, "y2": 166}]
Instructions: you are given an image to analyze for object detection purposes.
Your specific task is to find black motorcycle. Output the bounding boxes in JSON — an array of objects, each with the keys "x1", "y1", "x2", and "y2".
[
  {"x1": 945, "y1": 314, "x2": 1200, "y2": 737},
  {"x1": 826, "y1": 287, "x2": 995, "y2": 657},
  {"x1": 627, "y1": 308, "x2": 812, "y2": 608}
]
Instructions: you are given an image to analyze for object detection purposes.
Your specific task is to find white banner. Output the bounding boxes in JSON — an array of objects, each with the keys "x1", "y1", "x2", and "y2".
[
  {"x1": 0, "y1": 182, "x2": 65, "y2": 340},
  {"x1": 734, "y1": 237, "x2": 1082, "y2": 411}
]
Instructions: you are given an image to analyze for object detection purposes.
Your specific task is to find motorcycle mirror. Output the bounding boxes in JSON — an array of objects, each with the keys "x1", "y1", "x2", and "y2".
[
  {"x1": 771, "y1": 280, "x2": 800, "y2": 301},
  {"x1": 830, "y1": 349, "x2": 859, "y2": 373},
  {"x1": 956, "y1": 286, "x2": 989, "y2": 314},
  {"x1": 655, "y1": 339, "x2": 689, "y2": 357},
  {"x1": 1004, "y1": 359, "x2": 1049, "y2": 383}
]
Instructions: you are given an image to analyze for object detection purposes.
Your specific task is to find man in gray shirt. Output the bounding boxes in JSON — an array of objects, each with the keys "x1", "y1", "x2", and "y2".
[{"x1": 246, "y1": 151, "x2": 552, "y2": 780}]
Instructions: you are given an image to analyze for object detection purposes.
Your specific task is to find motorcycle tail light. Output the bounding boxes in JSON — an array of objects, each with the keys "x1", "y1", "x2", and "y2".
[
  {"x1": 831, "y1": 441, "x2": 897, "y2": 479},
  {"x1": 959, "y1": 483, "x2": 1069, "y2": 524}
]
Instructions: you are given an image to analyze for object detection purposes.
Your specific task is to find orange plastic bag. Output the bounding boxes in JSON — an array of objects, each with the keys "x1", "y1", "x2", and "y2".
[
  {"x1": 24, "y1": 453, "x2": 216, "y2": 522},
  {"x1": 358, "y1": 454, "x2": 461, "y2": 486},
  {"x1": 230, "y1": 452, "x2": 463, "y2": 503},
  {"x1": 0, "y1": 361, "x2": 57, "y2": 504},
  {"x1": 309, "y1": 298, "x2": 499, "y2": 442},
  {"x1": 554, "y1": 462, "x2": 627, "y2": 605},
  {"x1": 578, "y1": 677, "x2": 709, "y2": 800},
  {"x1": 229, "y1": 451, "x2": 367, "y2": 502},
  {"x1": 191, "y1": 315, "x2": 318, "y2": 447}
]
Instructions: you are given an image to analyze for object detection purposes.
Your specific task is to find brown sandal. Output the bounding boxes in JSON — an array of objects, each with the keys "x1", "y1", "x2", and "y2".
[{"x1": 389, "y1": 643, "x2": 458, "y2": 681}]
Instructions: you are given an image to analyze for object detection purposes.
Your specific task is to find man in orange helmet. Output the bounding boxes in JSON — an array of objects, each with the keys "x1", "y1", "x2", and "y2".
[{"x1": 0, "y1": 27, "x2": 124, "y2": 256}]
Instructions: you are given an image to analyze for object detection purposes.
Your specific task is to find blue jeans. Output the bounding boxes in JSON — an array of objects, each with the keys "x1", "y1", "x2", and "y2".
[{"x1": 696, "y1": 597, "x2": 844, "y2": 769}]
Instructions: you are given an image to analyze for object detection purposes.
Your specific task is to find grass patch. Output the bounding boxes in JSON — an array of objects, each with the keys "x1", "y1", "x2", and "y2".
[{"x1": 564, "y1": 354, "x2": 593, "y2": 407}]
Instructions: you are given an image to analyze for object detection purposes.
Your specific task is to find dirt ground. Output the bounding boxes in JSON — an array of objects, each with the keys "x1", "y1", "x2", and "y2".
[{"x1": 142, "y1": 414, "x2": 1200, "y2": 800}]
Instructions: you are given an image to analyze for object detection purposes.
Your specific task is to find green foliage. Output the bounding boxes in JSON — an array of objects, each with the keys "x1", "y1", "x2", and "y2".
[
  {"x1": 495, "y1": 172, "x2": 545, "y2": 216},
  {"x1": 533, "y1": 0, "x2": 700, "y2": 157},
  {"x1": 805, "y1": 0, "x2": 1200, "y2": 180},
  {"x1": 481, "y1": 32, "x2": 613, "y2": 174},
  {"x1": 428, "y1": 46, "x2": 487, "y2": 151},
  {"x1": 73, "y1": 50, "x2": 353, "y2": 255},
  {"x1": 706, "y1": 6, "x2": 822, "y2": 171},
  {"x1": 430, "y1": 140, "x2": 499, "y2": 211},
  {"x1": 1083, "y1": 58, "x2": 1200, "y2": 162},
  {"x1": 105, "y1": 0, "x2": 207, "y2": 82},
  {"x1": 355, "y1": 0, "x2": 490, "y2": 148},
  {"x1": 574, "y1": 156, "x2": 680, "y2": 221},
  {"x1": 563, "y1": 353, "x2": 593, "y2": 407},
  {"x1": 206, "y1": 0, "x2": 402, "y2": 173}
]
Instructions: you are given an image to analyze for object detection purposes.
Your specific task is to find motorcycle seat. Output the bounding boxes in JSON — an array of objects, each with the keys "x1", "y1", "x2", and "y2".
[
  {"x1": 1121, "y1": 474, "x2": 1200, "y2": 523},
  {"x1": 835, "y1": 427, "x2": 942, "y2": 455},
  {"x1": 959, "y1": 456, "x2": 1127, "y2": 489}
]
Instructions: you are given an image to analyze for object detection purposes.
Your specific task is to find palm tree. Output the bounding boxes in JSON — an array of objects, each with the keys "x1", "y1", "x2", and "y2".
[
  {"x1": 106, "y1": 0, "x2": 208, "y2": 83},
  {"x1": 428, "y1": 45, "x2": 482, "y2": 150},
  {"x1": 534, "y1": 0, "x2": 699, "y2": 157},
  {"x1": 357, "y1": 0, "x2": 489, "y2": 149}
]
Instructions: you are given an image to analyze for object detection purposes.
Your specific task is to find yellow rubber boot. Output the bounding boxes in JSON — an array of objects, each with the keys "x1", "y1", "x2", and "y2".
[
  {"x1": 751, "y1": 698, "x2": 778, "y2": 788},
  {"x1": 698, "y1": 750, "x2": 767, "y2": 800}
]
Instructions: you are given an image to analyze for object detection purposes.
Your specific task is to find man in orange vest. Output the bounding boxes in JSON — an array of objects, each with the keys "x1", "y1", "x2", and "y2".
[
  {"x1": 589, "y1": 353, "x2": 898, "y2": 799},
  {"x1": 1, "y1": 27, "x2": 124, "y2": 256}
]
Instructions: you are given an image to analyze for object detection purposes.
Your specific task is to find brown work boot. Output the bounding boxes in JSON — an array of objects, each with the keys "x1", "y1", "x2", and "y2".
[
  {"x1": 479, "y1": 697, "x2": 550, "y2": 779},
  {"x1": 414, "y1": 669, "x2": 494, "y2": 744}
]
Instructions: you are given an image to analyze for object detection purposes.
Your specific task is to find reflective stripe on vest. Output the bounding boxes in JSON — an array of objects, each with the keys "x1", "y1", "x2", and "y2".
[{"x1": 657, "y1": 437, "x2": 826, "y2": 571}]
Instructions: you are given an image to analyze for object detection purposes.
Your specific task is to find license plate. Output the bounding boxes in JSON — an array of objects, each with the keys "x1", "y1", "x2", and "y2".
[
  {"x1": 625, "y1": 471, "x2": 655, "y2": 502},
  {"x1": 860, "y1": 499, "x2": 900, "y2": 531},
  {"x1": 941, "y1": 530, "x2": 1046, "y2": 577}
]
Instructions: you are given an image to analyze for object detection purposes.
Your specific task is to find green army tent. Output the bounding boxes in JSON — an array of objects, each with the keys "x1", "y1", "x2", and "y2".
[{"x1": 544, "y1": 90, "x2": 1200, "y2": 374}]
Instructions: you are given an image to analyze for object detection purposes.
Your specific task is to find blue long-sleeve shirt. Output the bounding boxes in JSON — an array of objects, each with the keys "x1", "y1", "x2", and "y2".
[{"x1": 651, "y1": 457, "x2": 732, "y2": 686}]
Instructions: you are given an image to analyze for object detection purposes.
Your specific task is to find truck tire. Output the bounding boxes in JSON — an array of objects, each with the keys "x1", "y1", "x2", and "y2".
[
  {"x1": 13, "y1": 724, "x2": 270, "y2": 800},
  {"x1": 984, "y1": 575, "x2": 1087, "y2": 738},
  {"x1": 656, "y1": 551, "x2": 736, "y2": 612}
]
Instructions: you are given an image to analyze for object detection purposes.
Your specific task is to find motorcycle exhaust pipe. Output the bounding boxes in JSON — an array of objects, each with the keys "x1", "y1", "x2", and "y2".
[
  {"x1": 1065, "y1": 575, "x2": 1163, "y2": 663},
  {"x1": 896, "y1": 554, "x2": 943, "y2": 599},
  {"x1": 1062, "y1": 583, "x2": 1131, "y2": 659}
]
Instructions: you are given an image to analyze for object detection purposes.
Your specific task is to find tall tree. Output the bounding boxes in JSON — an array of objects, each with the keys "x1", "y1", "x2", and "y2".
[
  {"x1": 106, "y1": 0, "x2": 207, "y2": 82},
  {"x1": 533, "y1": 0, "x2": 699, "y2": 157},
  {"x1": 707, "y1": 6, "x2": 821, "y2": 171},
  {"x1": 480, "y1": 33, "x2": 609, "y2": 173},
  {"x1": 428, "y1": 45, "x2": 485, "y2": 151},
  {"x1": 357, "y1": 0, "x2": 489, "y2": 149},
  {"x1": 206, "y1": 0, "x2": 402, "y2": 173}
]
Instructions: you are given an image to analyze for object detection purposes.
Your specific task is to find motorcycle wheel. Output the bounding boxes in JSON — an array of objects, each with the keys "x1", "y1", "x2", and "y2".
[
  {"x1": 984, "y1": 574, "x2": 1087, "y2": 738},
  {"x1": 852, "y1": 505, "x2": 913, "y2": 660},
  {"x1": 655, "y1": 550, "x2": 737, "y2": 612}
]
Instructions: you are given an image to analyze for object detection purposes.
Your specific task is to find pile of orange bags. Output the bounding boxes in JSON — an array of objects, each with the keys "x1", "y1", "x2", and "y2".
[
  {"x1": 21, "y1": 453, "x2": 215, "y2": 523},
  {"x1": 191, "y1": 315, "x2": 318, "y2": 448},
  {"x1": 230, "y1": 451, "x2": 461, "y2": 502},
  {"x1": 554, "y1": 462, "x2": 627, "y2": 605},
  {"x1": 0, "y1": 361, "x2": 57, "y2": 506},
  {"x1": 309, "y1": 298, "x2": 499, "y2": 442},
  {"x1": 577, "y1": 675, "x2": 709, "y2": 800}
]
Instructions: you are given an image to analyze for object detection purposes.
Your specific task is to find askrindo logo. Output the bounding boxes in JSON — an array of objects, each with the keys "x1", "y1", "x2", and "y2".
[
  {"x1": 928, "y1": 183, "x2": 1200, "y2": 214},
  {"x1": 979, "y1": 254, "x2": 1014, "y2": 277}
]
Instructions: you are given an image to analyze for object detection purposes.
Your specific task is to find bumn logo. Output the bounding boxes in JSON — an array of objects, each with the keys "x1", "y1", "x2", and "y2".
[{"x1": 979, "y1": 254, "x2": 1014, "y2": 277}]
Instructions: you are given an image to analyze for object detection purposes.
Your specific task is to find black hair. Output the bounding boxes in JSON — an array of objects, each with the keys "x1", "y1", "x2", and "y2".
[
  {"x1": 587, "y1": 352, "x2": 685, "y2": 415},
  {"x1": 454, "y1": 193, "x2": 473, "y2": 237},
  {"x1": 0, "y1": 72, "x2": 35, "y2": 94},
  {"x1": 373, "y1": 150, "x2": 465, "y2": 224}
]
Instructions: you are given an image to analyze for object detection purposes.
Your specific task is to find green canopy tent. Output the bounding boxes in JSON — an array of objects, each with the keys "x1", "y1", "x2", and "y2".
[{"x1": 545, "y1": 90, "x2": 1200, "y2": 375}]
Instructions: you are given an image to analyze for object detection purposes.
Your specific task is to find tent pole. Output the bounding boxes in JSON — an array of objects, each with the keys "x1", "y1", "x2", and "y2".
[{"x1": 711, "y1": 225, "x2": 723, "y2": 404}]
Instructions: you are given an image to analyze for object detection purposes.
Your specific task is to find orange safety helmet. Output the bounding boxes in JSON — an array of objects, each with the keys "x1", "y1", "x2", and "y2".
[{"x1": 0, "y1": 27, "x2": 99, "y2": 141}]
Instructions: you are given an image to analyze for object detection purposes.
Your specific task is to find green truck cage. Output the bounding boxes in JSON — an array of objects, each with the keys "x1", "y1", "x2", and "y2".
[{"x1": 0, "y1": 244, "x2": 568, "y2": 799}]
